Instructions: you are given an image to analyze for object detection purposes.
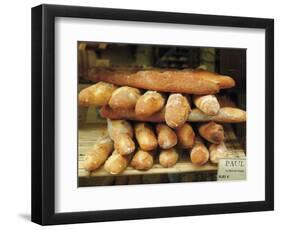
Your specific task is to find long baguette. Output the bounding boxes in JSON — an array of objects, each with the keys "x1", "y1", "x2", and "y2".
[
  {"x1": 88, "y1": 68, "x2": 235, "y2": 94},
  {"x1": 100, "y1": 106, "x2": 246, "y2": 123}
]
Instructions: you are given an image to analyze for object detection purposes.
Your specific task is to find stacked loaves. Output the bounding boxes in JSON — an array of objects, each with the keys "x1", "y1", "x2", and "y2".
[{"x1": 80, "y1": 68, "x2": 246, "y2": 175}]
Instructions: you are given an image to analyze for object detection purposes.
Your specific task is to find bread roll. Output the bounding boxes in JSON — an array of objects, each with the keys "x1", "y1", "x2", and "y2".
[
  {"x1": 188, "y1": 107, "x2": 247, "y2": 123},
  {"x1": 109, "y1": 86, "x2": 141, "y2": 110},
  {"x1": 131, "y1": 150, "x2": 154, "y2": 170},
  {"x1": 88, "y1": 68, "x2": 235, "y2": 94},
  {"x1": 107, "y1": 119, "x2": 135, "y2": 155},
  {"x1": 135, "y1": 91, "x2": 165, "y2": 117},
  {"x1": 104, "y1": 151, "x2": 130, "y2": 175},
  {"x1": 198, "y1": 121, "x2": 224, "y2": 144},
  {"x1": 83, "y1": 137, "x2": 114, "y2": 171},
  {"x1": 134, "y1": 123, "x2": 158, "y2": 151},
  {"x1": 190, "y1": 138, "x2": 209, "y2": 166},
  {"x1": 156, "y1": 124, "x2": 177, "y2": 149},
  {"x1": 165, "y1": 94, "x2": 191, "y2": 128},
  {"x1": 79, "y1": 82, "x2": 117, "y2": 107},
  {"x1": 176, "y1": 123, "x2": 195, "y2": 149},
  {"x1": 159, "y1": 148, "x2": 179, "y2": 168},
  {"x1": 193, "y1": 95, "x2": 220, "y2": 115},
  {"x1": 209, "y1": 142, "x2": 228, "y2": 164}
]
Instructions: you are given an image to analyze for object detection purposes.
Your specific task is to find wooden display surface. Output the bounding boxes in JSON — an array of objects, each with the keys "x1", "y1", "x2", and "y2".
[{"x1": 78, "y1": 123, "x2": 245, "y2": 178}]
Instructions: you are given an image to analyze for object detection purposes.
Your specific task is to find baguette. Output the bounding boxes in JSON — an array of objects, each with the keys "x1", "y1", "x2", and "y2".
[
  {"x1": 88, "y1": 68, "x2": 236, "y2": 94},
  {"x1": 209, "y1": 142, "x2": 228, "y2": 164},
  {"x1": 159, "y1": 148, "x2": 179, "y2": 168},
  {"x1": 135, "y1": 91, "x2": 165, "y2": 117},
  {"x1": 131, "y1": 150, "x2": 154, "y2": 170},
  {"x1": 176, "y1": 123, "x2": 195, "y2": 149},
  {"x1": 134, "y1": 123, "x2": 158, "y2": 151},
  {"x1": 109, "y1": 86, "x2": 141, "y2": 110},
  {"x1": 79, "y1": 82, "x2": 117, "y2": 107},
  {"x1": 190, "y1": 138, "x2": 209, "y2": 166},
  {"x1": 193, "y1": 95, "x2": 220, "y2": 115},
  {"x1": 100, "y1": 106, "x2": 246, "y2": 123},
  {"x1": 165, "y1": 94, "x2": 191, "y2": 128},
  {"x1": 107, "y1": 119, "x2": 135, "y2": 155},
  {"x1": 104, "y1": 150, "x2": 130, "y2": 175},
  {"x1": 188, "y1": 107, "x2": 246, "y2": 123},
  {"x1": 83, "y1": 137, "x2": 114, "y2": 171},
  {"x1": 198, "y1": 121, "x2": 224, "y2": 144},
  {"x1": 156, "y1": 124, "x2": 177, "y2": 149}
]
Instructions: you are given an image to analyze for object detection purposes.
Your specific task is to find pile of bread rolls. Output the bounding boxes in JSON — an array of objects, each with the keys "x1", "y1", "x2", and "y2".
[{"x1": 80, "y1": 68, "x2": 246, "y2": 175}]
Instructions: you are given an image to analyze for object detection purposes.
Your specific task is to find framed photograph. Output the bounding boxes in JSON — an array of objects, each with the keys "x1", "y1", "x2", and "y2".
[{"x1": 31, "y1": 4, "x2": 274, "y2": 225}]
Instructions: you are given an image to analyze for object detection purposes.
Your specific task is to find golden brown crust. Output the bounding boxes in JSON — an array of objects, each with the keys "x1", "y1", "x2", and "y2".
[
  {"x1": 193, "y1": 95, "x2": 220, "y2": 115},
  {"x1": 104, "y1": 151, "x2": 130, "y2": 175},
  {"x1": 198, "y1": 121, "x2": 225, "y2": 144},
  {"x1": 108, "y1": 86, "x2": 141, "y2": 110},
  {"x1": 156, "y1": 124, "x2": 178, "y2": 149},
  {"x1": 159, "y1": 148, "x2": 179, "y2": 168},
  {"x1": 100, "y1": 106, "x2": 246, "y2": 123},
  {"x1": 176, "y1": 123, "x2": 195, "y2": 149},
  {"x1": 83, "y1": 137, "x2": 114, "y2": 171},
  {"x1": 78, "y1": 82, "x2": 117, "y2": 107},
  {"x1": 165, "y1": 94, "x2": 191, "y2": 128},
  {"x1": 135, "y1": 91, "x2": 165, "y2": 117},
  {"x1": 134, "y1": 123, "x2": 158, "y2": 151},
  {"x1": 190, "y1": 138, "x2": 209, "y2": 166},
  {"x1": 114, "y1": 133, "x2": 135, "y2": 155},
  {"x1": 209, "y1": 142, "x2": 228, "y2": 164},
  {"x1": 131, "y1": 150, "x2": 154, "y2": 170},
  {"x1": 88, "y1": 68, "x2": 230, "y2": 94}
]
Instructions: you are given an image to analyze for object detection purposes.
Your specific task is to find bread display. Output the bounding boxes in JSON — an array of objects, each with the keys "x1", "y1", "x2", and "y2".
[
  {"x1": 79, "y1": 82, "x2": 117, "y2": 107},
  {"x1": 156, "y1": 124, "x2": 178, "y2": 149},
  {"x1": 80, "y1": 68, "x2": 246, "y2": 176},
  {"x1": 165, "y1": 94, "x2": 191, "y2": 128},
  {"x1": 134, "y1": 123, "x2": 158, "y2": 151},
  {"x1": 135, "y1": 91, "x2": 165, "y2": 117},
  {"x1": 108, "y1": 86, "x2": 141, "y2": 110},
  {"x1": 193, "y1": 95, "x2": 220, "y2": 115},
  {"x1": 198, "y1": 121, "x2": 224, "y2": 144},
  {"x1": 159, "y1": 148, "x2": 179, "y2": 168}
]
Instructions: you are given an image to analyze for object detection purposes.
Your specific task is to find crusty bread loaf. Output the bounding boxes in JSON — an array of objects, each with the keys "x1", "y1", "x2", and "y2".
[
  {"x1": 100, "y1": 106, "x2": 246, "y2": 123},
  {"x1": 135, "y1": 91, "x2": 165, "y2": 117},
  {"x1": 188, "y1": 107, "x2": 246, "y2": 123},
  {"x1": 198, "y1": 121, "x2": 224, "y2": 144},
  {"x1": 190, "y1": 138, "x2": 209, "y2": 166},
  {"x1": 109, "y1": 86, "x2": 141, "y2": 110},
  {"x1": 156, "y1": 124, "x2": 178, "y2": 149},
  {"x1": 88, "y1": 68, "x2": 235, "y2": 94},
  {"x1": 209, "y1": 142, "x2": 228, "y2": 164},
  {"x1": 104, "y1": 150, "x2": 131, "y2": 175},
  {"x1": 159, "y1": 148, "x2": 179, "y2": 168},
  {"x1": 79, "y1": 82, "x2": 117, "y2": 107},
  {"x1": 107, "y1": 119, "x2": 135, "y2": 155},
  {"x1": 165, "y1": 94, "x2": 191, "y2": 128},
  {"x1": 131, "y1": 150, "x2": 154, "y2": 170},
  {"x1": 134, "y1": 123, "x2": 158, "y2": 151},
  {"x1": 83, "y1": 136, "x2": 114, "y2": 171},
  {"x1": 176, "y1": 123, "x2": 195, "y2": 149},
  {"x1": 193, "y1": 95, "x2": 220, "y2": 115}
]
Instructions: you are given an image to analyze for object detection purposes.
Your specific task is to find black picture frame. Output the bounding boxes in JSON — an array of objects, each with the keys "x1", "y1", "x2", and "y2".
[{"x1": 31, "y1": 4, "x2": 274, "y2": 225}]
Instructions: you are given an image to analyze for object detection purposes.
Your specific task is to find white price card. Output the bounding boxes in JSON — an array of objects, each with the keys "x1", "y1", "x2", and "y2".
[{"x1": 217, "y1": 158, "x2": 246, "y2": 181}]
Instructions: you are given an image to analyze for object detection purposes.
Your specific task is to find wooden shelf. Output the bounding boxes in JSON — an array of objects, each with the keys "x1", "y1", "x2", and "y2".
[{"x1": 78, "y1": 123, "x2": 245, "y2": 178}]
